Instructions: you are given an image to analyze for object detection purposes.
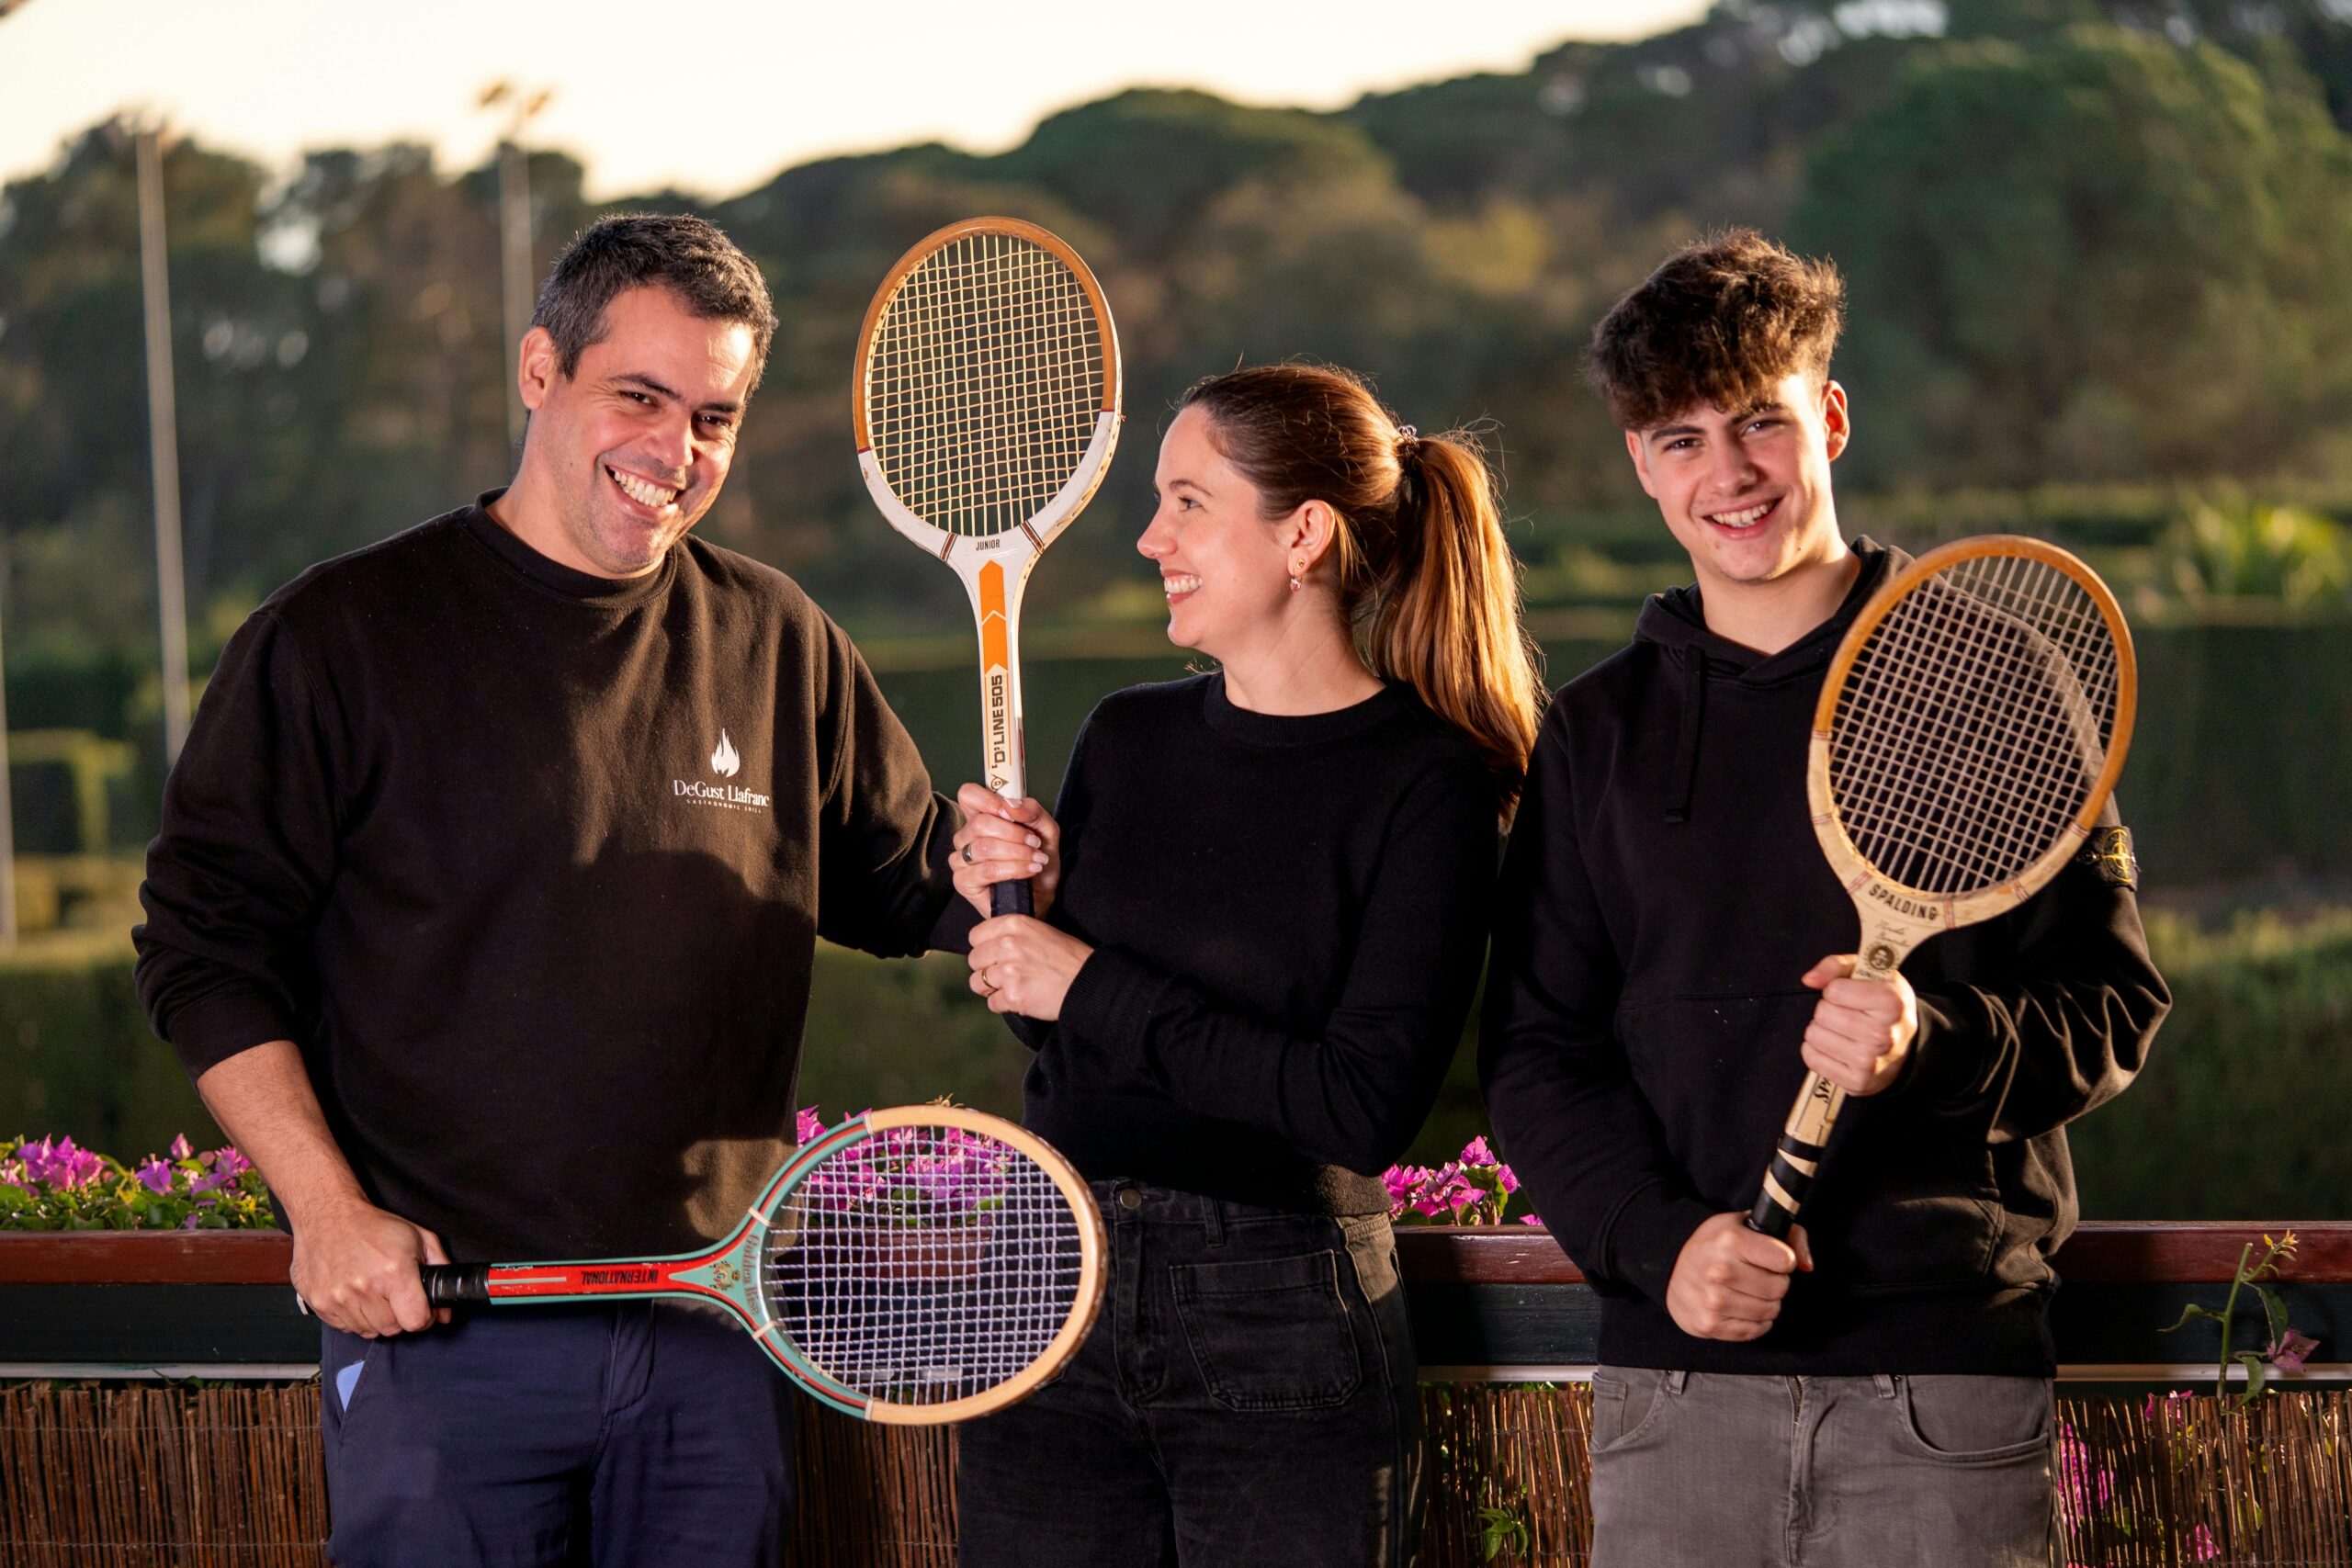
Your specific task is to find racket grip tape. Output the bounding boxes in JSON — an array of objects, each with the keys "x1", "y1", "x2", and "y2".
[
  {"x1": 991, "y1": 879, "x2": 1034, "y2": 918},
  {"x1": 1746, "y1": 1133, "x2": 1827, "y2": 1240},
  {"x1": 418, "y1": 1265, "x2": 490, "y2": 1306}
]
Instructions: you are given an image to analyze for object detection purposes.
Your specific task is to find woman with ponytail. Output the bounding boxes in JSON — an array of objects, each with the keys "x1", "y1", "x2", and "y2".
[{"x1": 945, "y1": 364, "x2": 1541, "y2": 1568}]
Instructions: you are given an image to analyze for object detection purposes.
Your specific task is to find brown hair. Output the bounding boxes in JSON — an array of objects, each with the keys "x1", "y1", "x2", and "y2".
[
  {"x1": 1588, "y1": 229, "x2": 1845, "y2": 432},
  {"x1": 1179, "y1": 365, "x2": 1543, "y2": 817},
  {"x1": 534, "y1": 213, "x2": 779, "y2": 394}
]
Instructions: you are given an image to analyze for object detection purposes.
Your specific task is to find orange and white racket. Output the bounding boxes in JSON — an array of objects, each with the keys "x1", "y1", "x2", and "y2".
[{"x1": 853, "y1": 218, "x2": 1123, "y2": 916}]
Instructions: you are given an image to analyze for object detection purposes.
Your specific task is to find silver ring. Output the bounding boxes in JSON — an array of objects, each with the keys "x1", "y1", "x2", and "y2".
[{"x1": 960, "y1": 844, "x2": 974, "y2": 864}]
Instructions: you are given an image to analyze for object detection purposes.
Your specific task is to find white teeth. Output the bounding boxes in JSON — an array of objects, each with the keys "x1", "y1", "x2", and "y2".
[
  {"x1": 610, "y1": 467, "x2": 680, "y2": 509},
  {"x1": 1163, "y1": 574, "x2": 1201, "y2": 595},
  {"x1": 1709, "y1": 501, "x2": 1772, "y2": 528}
]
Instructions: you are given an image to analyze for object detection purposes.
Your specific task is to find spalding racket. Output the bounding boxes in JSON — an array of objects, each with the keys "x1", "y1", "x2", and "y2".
[
  {"x1": 418, "y1": 1106, "x2": 1107, "y2": 1425},
  {"x1": 1748, "y1": 536, "x2": 2137, "y2": 1239},
  {"x1": 853, "y1": 216, "x2": 1123, "y2": 916}
]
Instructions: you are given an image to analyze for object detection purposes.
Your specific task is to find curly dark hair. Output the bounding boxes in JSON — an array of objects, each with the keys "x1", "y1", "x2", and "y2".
[
  {"x1": 1588, "y1": 230, "x2": 1845, "y2": 432},
  {"x1": 532, "y1": 213, "x2": 778, "y2": 393}
]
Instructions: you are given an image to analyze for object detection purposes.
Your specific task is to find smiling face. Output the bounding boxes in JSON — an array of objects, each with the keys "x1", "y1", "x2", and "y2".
[
  {"x1": 1627, "y1": 371, "x2": 1851, "y2": 599},
  {"x1": 1137, "y1": 403, "x2": 1300, "y2": 661},
  {"x1": 510, "y1": 285, "x2": 756, "y2": 578}
]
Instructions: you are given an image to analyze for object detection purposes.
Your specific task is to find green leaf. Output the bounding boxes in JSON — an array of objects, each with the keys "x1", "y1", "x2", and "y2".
[{"x1": 2158, "y1": 1303, "x2": 2220, "y2": 1333}]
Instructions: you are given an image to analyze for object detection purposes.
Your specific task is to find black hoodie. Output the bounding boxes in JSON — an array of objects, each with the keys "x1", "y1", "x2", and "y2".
[{"x1": 1480, "y1": 542, "x2": 2170, "y2": 1375}]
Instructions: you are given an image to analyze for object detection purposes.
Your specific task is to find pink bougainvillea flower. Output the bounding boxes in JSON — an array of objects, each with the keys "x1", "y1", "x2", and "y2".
[
  {"x1": 2056, "y1": 1423, "x2": 2112, "y2": 1516},
  {"x1": 22, "y1": 1136, "x2": 105, "y2": 1190},
  {"x1": 796, "y1": 1107, "x2": 825, "y2": 1145},
  {"x1": 2189, "y1": 1525, "x2": 2220, "y2": 1562},
  {"x1": 169, "y1": 1134, "x2": 194, "y2": 1161},
  {"x1": 2268, "y1": 1328, "x2": 2320, "y2": 1374},
  {"x1": 209, "y1": 1146, "x2": 254, "y2": 1178},
  {"x1": 191, "y1": 1168, "x2": 232, "y2": 1195},
  {"x1": 1459, "y1": 1136, "x2": 1498, "y2": 1168},
  {"x1": 1518, "y1": 1213, "x2": 1544, "y2": 1225},
  {"x1": 1497, "y1": 1164, "x2": 1521, "y2": 1195},
  {"x1": 135, "y1": 1158, "x2": 174, "y2": 1196}
]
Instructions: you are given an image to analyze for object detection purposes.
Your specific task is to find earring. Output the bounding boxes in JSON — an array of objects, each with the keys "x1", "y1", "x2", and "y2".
[{"x1": 1288, "y1": 560, "x2": 1305, "y2": 592}]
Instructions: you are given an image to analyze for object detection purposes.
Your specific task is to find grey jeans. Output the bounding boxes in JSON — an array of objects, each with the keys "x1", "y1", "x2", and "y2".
[{"x1": 1589, "y1": 1367, "x2": 2054, "y2": 1568}]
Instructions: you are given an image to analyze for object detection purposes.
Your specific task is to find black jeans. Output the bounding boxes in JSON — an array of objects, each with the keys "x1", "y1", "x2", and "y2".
[{"x1": 956, "y1": 1181, "x2": 1420, "y2": 1568}]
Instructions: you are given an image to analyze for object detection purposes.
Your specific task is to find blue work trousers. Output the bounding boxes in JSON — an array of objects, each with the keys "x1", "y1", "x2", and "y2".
[{"x1": 320, "y1": 1301, "x2": 795, "y2": 1567}]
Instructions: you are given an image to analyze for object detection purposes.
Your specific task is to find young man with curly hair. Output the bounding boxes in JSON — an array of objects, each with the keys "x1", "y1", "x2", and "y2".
[{"x1": 1481, "y1": 230, "x2": 2169, "y2": 1566}]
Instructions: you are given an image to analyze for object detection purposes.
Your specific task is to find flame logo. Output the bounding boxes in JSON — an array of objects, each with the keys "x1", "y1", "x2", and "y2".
[{"x1": 710, "y1": 729, "x2": 741, "y2": 778}]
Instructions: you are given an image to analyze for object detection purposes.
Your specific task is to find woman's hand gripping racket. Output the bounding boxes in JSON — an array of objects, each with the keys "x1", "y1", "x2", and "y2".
[
  {"x1": 854, "y1": 217, "x2": 1123, "y2": 917},
  {"x1": 416, "y1": 1107, "x2": 1107, "y2": 1426},
  {"x1": 1747, "y1": 536, "x2": 2137, "y2": 1240}
]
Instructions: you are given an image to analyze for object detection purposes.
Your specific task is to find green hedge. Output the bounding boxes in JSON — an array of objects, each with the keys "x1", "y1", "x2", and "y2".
[{"x1": 4, "y1": 914, "x2": 2347, "y2": 1219}]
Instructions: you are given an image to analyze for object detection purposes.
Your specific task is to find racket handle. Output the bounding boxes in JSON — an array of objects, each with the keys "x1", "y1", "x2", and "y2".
[
  {"x1": 990, "y1": 879, "x2": 1034, "y2": 918},
  {"x1": 418, "y1": 1264, "x2": 489, "y2": 1306},
  {"x1": 1746, "y1": 1071, "x2": 1843, "y2": 1240}
]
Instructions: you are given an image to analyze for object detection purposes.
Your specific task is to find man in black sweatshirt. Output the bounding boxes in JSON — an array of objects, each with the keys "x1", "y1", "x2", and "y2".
[
  {"x1": 133, "y1": 216, "x2": 962, "y2": 1567},
  {"x1": 1480, "y1": 231, "x2": 2168, "y2": 1566}
]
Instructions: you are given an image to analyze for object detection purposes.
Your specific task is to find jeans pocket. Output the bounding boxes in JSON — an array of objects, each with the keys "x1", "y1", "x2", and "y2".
[
  {"x1": 1172, "y1": 1248, "x2": 1363, "y2": 1413},
  {"x1": 1588, "y1": 1366, "x2": 1671, "y2": 1454},
  {"x1": 1894, "y1": 1375, "x2": 2053, "y2": 1465},
  {"x1": 319, "y1": 1326, "x2": 384, "y2": 1450}
]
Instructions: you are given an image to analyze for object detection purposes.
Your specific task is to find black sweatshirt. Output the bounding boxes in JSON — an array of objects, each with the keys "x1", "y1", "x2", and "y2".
[
  {"x1": 1007, "y1": 675, "x2": 1498, "y2": 1216},
  {"x1": 134, "y1": 499, "x2": 962, "y2": 1263},
  {"x1": 1480, "y1": 542, "x2": 2170, "y2": 1376}
]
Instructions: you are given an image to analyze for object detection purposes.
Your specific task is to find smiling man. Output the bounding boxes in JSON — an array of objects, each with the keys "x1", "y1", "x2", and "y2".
[
  {"x1": 133, "y1": 216, "x2": 966, "y2": 1567},
  {"x1": 1480, "y1": 231, "x2": 2168, "y2": 1566}
]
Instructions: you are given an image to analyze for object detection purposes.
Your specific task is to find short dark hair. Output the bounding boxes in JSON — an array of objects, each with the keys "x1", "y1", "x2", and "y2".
[
  {"x1": 1588, "y1": 229, "x2": 1845, "y2": 431},
  {"x1": 531, "y1": 214, "x2": 778, "y2": 393}
]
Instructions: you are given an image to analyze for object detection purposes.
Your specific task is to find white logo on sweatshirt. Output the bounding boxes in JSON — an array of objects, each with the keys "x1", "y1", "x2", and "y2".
[{"x1": 673, "y1": 728, "x2": 769, "y2": 812}]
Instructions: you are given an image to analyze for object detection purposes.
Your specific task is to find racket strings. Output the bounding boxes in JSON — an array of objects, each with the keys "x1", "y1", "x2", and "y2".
[
  {"x1": 866, "y1": 231, "x2": 1104, "y2": 537},
  {"x1": 1829, "y1": 556, "x2": 2120, "y2": 897},
  {"x1": 761, "y1": 1125, "x2": 1086, "y2": 1407}
]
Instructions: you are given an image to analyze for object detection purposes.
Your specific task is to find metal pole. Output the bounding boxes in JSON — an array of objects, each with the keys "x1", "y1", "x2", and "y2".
[
  {"x1": 136, "y1": 127, "x2": 192, "y2": 766},
  {"x1": 499, "y1": 137, "x2": 533, "y2": 450},
  {"x1": 0, "y1": 546, "x2": 18, "y2": 952}
]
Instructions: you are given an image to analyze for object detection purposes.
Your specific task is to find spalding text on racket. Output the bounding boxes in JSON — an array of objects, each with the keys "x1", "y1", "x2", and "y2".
[
  {"x1": 1748, "y1": 536, "x2": 2137, "y2": 1240},
  {"x1": 419, "y1": 1107, "x2": 1107, "y2": 1426},
  {"x1": 853, "y1": 217, "x2": 1123, "y2": 917}
]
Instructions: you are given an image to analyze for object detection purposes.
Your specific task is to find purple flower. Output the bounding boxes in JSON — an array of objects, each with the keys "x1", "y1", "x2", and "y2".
[
  {"x1": 1460, "y1": 1136, "x2": 1498, "y2": 1168},
  {"x1": 2056, "y1": 1423, "x2": 2112, "y2": 1516},
  {"x1": 191, "y1": 1168, "x2": 232, "y2": 1195},
  {"x1": 168, "y1": 1134, "x2": 193, "y2": 1161},
  {"x1": 2189, "y1": 1524, "x2": 2220, "y2": 1562},
  {"x1": 1496, "y1": 1163, "x2": 1521, "y2": 1196},
  {"x1": 796, "y1": 1107, "x2": 825, "y2": 1145},
  {"x1": 135, "y1": 1159, "x2": 174, "y2": 1196},
  {"x1": 20, "y1": 1136, "x2": 105, "y2": 1190},
  {"x1": 2268, "y1": 1328, "x2": 2320, "y2": 1374},
  {"x1": 209, "y1": 1145, "x2": 254, "y2": 1178},
  {"x1": 1517, "y1": 1213, "x2": 1544, "y2": 1225},
  {"x1": 181, "y1": 1212, "x2": 203, "y2": 1230}
]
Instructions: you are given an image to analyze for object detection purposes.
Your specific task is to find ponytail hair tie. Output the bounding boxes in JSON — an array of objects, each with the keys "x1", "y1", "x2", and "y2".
[{"x1": 1395, "y1": 423, "x2": 1419, "y2": 458}]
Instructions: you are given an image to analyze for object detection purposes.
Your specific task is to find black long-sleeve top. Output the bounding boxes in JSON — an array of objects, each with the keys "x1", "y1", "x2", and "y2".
[
  {"x1": 1009, "y1": 675, "x2": 1498, "y2": 1216},
  {"x1": 134, "y1": 499, "x2": 962, "y2": 1262},
  {"x1": 1480, "y1": 543, "x2": 2171, "y2": 1375}
]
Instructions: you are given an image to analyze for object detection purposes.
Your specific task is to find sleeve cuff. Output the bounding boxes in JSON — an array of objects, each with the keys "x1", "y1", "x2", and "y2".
[
  {"x1": 1057, "y1": 946, "x2": 1170, "y2": 1064},
  {"x1": 1598, "y1": 1183, "x2": 1719, "y2": 1303},
  {"x1": 1887, "y1": 991, "x2": 1973, "y2": 1105},
  {"x1": 164, "y1": 986, "x2": 299, "y2": 1078}
]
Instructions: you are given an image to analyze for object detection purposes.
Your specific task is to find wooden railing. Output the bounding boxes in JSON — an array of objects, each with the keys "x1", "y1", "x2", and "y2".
[{"x1": 2, "y1": 1222, "x2": 2346, "y2": 1381}]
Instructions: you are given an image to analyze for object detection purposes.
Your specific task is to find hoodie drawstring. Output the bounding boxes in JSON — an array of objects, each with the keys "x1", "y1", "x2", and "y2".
[{"x1": 1666, "y1": 645, "x2": 1705, "y2": 826}]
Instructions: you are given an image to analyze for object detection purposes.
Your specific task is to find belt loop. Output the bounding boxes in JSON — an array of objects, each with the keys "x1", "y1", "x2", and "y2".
[
  {"x1": 1665, "y1": 1370, "x2": 1689, "y2": 1396},
  {"x1": 1873, "y1": 1373, "x2": 1898, "y2": 1399},
  {"x1": 1204, "y1": 1199, "x2": 1226, "y2": 1247}
]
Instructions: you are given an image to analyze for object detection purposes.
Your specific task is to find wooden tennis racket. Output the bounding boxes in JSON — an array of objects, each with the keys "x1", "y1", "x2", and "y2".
[
  {"x1": 853, "y1": 216, "x2": 1123, "y2": 916},
  {"x1": 1747, "y1": 536, "x2": 2137, "y2": 1240},
  {"x1": 417, "y1": 1106, "x2": 1108, "y2": 1426}
]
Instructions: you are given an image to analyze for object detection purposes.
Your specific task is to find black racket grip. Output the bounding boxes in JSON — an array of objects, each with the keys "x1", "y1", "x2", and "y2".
[
  {"x1": 1746, "y1": 1138, "x2": 1821, "y2": 1240},
  {"x1": 418, "y1": 1264, "x2": 490, "y2": 1306},
  {"x1": 991, "y1": 878, "x2": 1034, "y2": 918}
]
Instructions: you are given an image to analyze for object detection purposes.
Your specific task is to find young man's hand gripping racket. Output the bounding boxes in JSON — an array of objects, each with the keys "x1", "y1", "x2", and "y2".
[{"x1": 1748, "y1": 536, "x2": 2138, "y2": 1239}]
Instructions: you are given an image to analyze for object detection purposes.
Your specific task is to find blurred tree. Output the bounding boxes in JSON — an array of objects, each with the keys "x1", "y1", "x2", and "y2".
[{"x1": 1795, "y1": 28, "x2": 2352, "y2": 490}]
